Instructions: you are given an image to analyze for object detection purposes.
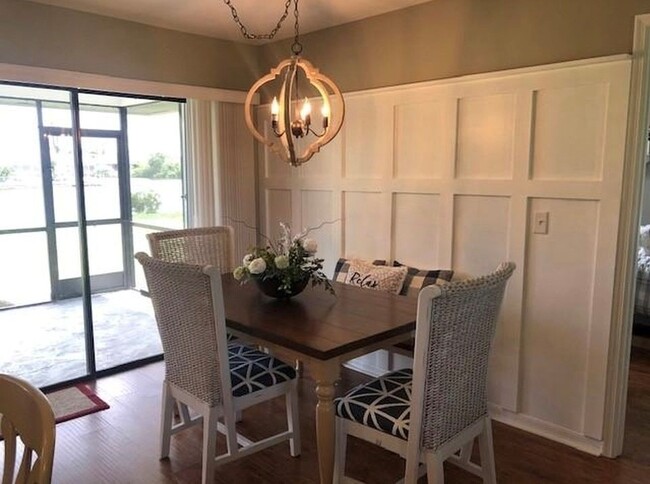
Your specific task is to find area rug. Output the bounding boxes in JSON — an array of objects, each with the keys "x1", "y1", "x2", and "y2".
[{"x1": 45, "y1": 384, "x2": 110, "y2": 423}]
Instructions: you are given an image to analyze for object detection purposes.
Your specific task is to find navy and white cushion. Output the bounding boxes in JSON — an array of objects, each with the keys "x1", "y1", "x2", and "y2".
[
  {"x1": 393, "y1": 261, "x2": 454, "y2": 298},
  {"x1": 335, "y1": 368, "x2": 412, "y2": 440},
  {"x1": 228, "y1": 344, "x2": 296, "y2": 397}
]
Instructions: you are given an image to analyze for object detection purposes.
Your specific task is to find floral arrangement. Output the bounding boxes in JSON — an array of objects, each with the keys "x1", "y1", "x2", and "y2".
[{"x1": 233, "y1": 222, "x2": 334, "y2": 296}]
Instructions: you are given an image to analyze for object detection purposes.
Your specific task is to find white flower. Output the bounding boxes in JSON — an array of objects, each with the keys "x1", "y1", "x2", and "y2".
[
  {"x1": 302, "y1": 237, "x2": 318, "y2": 254},
  {"x1": 243, "y1": 253, "x2": 254, "y2": 265},
  {"x1": 233, "y1": 266, "x2": 247, "y2": 280},
  {"x1": 248, "y1": 257, "x2": 267, "y2": 275},
  {"x1": 275, "y1": 255, "x2": 289, "y2": 269}
]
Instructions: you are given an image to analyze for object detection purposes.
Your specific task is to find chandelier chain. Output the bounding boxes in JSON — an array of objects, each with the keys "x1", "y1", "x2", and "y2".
[
  {"x1": 291, "y1": 0, "x2": 302, "y2": 55},
  {"x1": 222, "y1": 0, "x2": 292, "y2": 40}
]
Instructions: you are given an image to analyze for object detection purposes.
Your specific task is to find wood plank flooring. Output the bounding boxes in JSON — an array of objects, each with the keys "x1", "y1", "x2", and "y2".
[{"x1": 3, "y1": 347, "x2": 650, "y2": 483}]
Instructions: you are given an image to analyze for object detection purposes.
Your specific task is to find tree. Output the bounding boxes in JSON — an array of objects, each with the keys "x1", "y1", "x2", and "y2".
[{"x1": 132, "y1": 153, "x2": 180, "y2": 179}]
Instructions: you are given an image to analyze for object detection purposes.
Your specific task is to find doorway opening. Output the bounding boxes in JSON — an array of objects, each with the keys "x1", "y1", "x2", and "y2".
[{"x1": 0, "y1": 82, "x2": 186, "y2": 387}]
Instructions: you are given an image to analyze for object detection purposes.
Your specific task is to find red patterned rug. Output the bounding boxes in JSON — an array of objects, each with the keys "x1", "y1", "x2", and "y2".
[{"x1": 46, "y1": 384, "x2": 110, "y2": 423}]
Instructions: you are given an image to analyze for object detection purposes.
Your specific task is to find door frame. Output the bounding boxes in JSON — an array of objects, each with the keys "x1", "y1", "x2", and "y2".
[
  {"x1": 604, "y1": 13, "x2": 650, "y2": 457},
  {"x1": 42, "y1": 128, "x2": 131, "y2": 300}
]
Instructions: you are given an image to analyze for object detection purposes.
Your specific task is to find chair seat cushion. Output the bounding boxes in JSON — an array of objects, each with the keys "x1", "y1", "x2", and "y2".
[
  {"x1": 228, "y1": 344, "x2": 296, "y2": 397},
  {"x1": 335, "y1": 368, "x2": 412, "y2": 440}
]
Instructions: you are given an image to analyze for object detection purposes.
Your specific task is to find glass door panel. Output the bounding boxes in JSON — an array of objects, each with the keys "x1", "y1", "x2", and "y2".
[
  {"x1": 0, "y1": 99, "x2": 45, "y2": 230},
  {"x1": 82, "y1": 137, "x2": 121, "y2": 221},
  {"x1": 0, "y1": 232, "x2": 50, "y2": 307},
  {"x1": 0, "y1": 85, "x2": 185, "y2": 385},
  {"x1": 0, "y1": 86, "x2": 87, "y2": 388}
]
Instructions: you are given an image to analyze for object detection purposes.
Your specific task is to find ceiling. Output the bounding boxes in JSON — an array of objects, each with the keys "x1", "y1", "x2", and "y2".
[{"x1": 30, "y1": 0, "x2": 432, "y2": 42}]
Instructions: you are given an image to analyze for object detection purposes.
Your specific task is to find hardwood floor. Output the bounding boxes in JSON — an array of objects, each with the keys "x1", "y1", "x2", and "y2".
[{"x1": 4, "y1": 347, "x2": 650, "y2": 483}]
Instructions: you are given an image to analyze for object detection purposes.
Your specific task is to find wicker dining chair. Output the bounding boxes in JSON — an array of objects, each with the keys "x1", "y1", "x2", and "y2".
[
  {"x1": 135, "y1": 253, "x2": 300, "y2": 484},
  {"x1": 0, "y1": 373, "x2": 56, "y2": 484},
  {"x1": 334, "y1": 262, "x2": 515, "y2": 484},
  {"x1": 147, "y1": 226, "x2": 236, "y2": 274}
]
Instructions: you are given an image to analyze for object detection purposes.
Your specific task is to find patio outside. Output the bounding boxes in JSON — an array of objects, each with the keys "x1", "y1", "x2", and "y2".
[{"x1": 0, "y1": 87, "x2": 185, "y2": 387}]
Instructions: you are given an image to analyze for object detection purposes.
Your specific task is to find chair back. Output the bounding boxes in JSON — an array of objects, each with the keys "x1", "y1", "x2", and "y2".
[
  {"x1": 0, "y1": 374, "x2": 56, "y2": 484},
  {"x1": 135, "y1": 253, "x2": 231, "y2": 407},
  {"x1": 409, "y1": 262, "x2": 515, "y2": 452},
  {"x1": 147, "y1": 226, "x2": 236, "y2": 274}
]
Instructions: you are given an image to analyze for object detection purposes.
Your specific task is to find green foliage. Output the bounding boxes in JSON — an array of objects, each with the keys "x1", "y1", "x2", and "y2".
[
  {"x1": 131, "y1": 190, "x2": 161, "y2": 214},
  {"x1": 0, "y1": 166, "x2": 12, "y2": 183},
  {"x1": 233, "y1": 223, "x2": 334, "y2": 296},
  {"x1": 132, "y1": 152, "x2": 180, "y2": 179}
]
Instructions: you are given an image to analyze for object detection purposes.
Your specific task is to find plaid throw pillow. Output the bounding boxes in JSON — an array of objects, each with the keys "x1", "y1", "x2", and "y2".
[
  {"x1": 333, "y1": 258, "x2": 386, "y2": 283},
  {"x1": 392, "y1": 261, "x2": 454, "y2": 297}
]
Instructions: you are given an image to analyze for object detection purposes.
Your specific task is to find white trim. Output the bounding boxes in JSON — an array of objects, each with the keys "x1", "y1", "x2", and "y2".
[
  {"x1": 602, "y1": 14, "x2": 650, "y2": 458},
  {"x1": 343, "y1": 54, "x2": 631, "y2": 98},
  {"x1": 489, "y1": 404, "x2": 604, "y2": 456},
  {"x1": 0, "y1": 62, "x2": 255, "y2": 103}
]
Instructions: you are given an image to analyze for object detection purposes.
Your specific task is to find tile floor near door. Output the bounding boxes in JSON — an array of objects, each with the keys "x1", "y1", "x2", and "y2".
[{"x1": 0, "y1": 290, "x2": 161, "y2": 387}]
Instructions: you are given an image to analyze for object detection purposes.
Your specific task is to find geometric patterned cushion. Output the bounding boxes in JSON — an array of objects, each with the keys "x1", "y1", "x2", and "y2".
[
  {"x1": 334, "y1": 368, "x2": 412, "y2": 440},
  {"x1": 393, "y1": 261, "x2": 454, "y2": 298},
  {"x1": 228, "y1": 344, "x2": 296, "y2": 397},
  {"x1": 333, "y1": 258, "x2": 386, "y2": 283}
]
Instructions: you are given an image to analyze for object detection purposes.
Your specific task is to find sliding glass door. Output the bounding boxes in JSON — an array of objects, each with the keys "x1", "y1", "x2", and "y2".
[{"x1": 0, "y1": 83, "x2": 186, "y2": 387}]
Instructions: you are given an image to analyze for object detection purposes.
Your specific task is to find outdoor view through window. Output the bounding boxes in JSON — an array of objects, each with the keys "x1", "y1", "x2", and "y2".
[{"x1": 0, "y1": 83, "x2": 185, "y2": 387}]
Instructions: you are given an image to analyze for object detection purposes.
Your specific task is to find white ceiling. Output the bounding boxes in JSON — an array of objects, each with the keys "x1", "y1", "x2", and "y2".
[{"x1": 31, "y1": 0, "x2": 432, "y2": 42}]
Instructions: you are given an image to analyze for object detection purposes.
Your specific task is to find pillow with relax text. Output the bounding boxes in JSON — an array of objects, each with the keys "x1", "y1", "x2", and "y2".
[
  {"x1": 344, "y1": 259, "x2": 408, "y2": 294},
  {"x1": 392, "y1": 261, "x2": 454, "y2": 297},
  {"x1": 333, "y1": 258, "x2": 386, "y2": 283}
]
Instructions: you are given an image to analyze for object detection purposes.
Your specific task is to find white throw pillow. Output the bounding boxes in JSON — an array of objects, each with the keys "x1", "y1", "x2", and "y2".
[{"x1": 344, "y1": 259, "x2": 408, "y2": 295}]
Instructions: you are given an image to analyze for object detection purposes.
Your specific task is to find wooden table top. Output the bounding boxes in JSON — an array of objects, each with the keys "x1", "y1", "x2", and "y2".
[{"x1": 221, "y1": 275, "x2": 417, "y2": 360}]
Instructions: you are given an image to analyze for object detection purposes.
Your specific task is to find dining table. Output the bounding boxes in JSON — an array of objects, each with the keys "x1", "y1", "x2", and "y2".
[{"x1": 221, "y1": 274, "x2": 418, "y2": 484}]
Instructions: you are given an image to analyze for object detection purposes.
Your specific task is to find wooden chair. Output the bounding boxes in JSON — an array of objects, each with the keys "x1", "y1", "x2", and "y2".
[
  {"x1": 135, "y1": 253, "x2": 300, "y2": 484},
  {"x1": 334, "y1": 262, "x2": 515, "y2": 484},
  {"x1": 146, "y1": 226, "x2": 236, "y2": 274},
  {"x1": 0, "y1": 374, "x2": 56, "y2": 484}
]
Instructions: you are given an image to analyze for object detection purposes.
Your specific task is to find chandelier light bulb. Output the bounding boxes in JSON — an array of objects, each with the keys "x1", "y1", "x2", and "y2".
[
  {"x1": 300, "y1": 98, "x2": 311, "y2": 122},
  {"x1": 271, "y1": 97, "x2": 280, "y2": 117}
]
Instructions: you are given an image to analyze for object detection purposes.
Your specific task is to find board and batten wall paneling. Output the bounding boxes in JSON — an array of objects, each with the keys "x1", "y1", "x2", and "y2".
[
  {"x1": 343, "y1": 191, "x2": 389, "y2": 261},
  {"x1": 300, "y1": 190, "x2": 339, "y2": 278},
  {"x1": 521, "y1": 198, "x2": 599, "y2": 434},
  {"x1": 457, "y1": 93, "x2": 516, "y2": 180},
  {"x1": 452, "y1": 195, "x2": 514, "y2": 410},
  {"x1": 256, "y1": 56, "x2": 631, "y2": 453},
  {"x1": 392, "y1": 193, "x2": 442, "y2": 268}
]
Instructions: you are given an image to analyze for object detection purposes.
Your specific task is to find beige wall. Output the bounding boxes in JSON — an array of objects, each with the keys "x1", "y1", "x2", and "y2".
[
  {"x1": 5, "y1": 0, "x2": 650, "y2": 94},
  {"x1": 259, "y1": 0, "x2": 650, "y2": 93},
  {"x1": 0, "y1": 0, "x2": 258, "y2": 91}
]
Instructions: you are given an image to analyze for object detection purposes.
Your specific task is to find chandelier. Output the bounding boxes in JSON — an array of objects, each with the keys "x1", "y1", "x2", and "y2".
[{"x1": 224, "y1": 0, "x2": 345, "y2": 167}]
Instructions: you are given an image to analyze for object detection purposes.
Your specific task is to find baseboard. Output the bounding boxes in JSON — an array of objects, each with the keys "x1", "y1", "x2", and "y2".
[{"x1": 488, "y1": 404, "x2": 604, "y2": 456}]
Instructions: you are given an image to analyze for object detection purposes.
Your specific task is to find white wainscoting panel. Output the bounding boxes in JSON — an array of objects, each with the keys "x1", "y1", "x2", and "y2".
[
  {"x1": 531, "y1": 83, "x2": 607, "y2": 181},
  {"x1": 300, "y1": 190, "x2": 338, "y2": 278},
  {"x1": 343, "y1": 191, "x2": 388, "y2": 259},
  {"x1": 264, "y1": 189, "x2": 292, "y2": 241},
  {"x1": 392, "y1": 193, "x2": 441, "y2": 268},
  {"x1": 394, "y1": 100, "x2": 450, "y2": 179},
  {"x1": 452, "y1": 195, "x2": 510, "y2": 276},
  {"x1": 256, "y1": 56, "x2": 631, "y2": 452},
  {"x1": 344, "y1": 96, "x2": 392, "y2": 179},
  {"x1": 456, "y1": 93, "x2": 516, "y2": 180},
  {"x1": 521, "y1": 198, "x2": 599, "y2": 434}
]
